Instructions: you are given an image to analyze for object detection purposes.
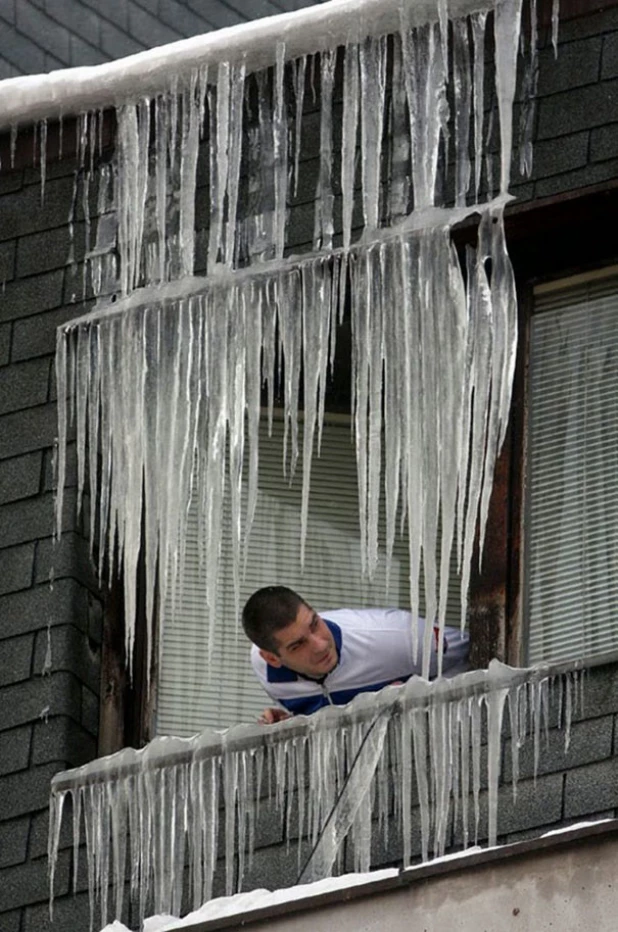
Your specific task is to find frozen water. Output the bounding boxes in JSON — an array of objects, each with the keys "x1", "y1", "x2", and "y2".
[
  {"x1": 38, "y1": 0, "x2": 564, "y2": 922},
  {"x1": 50, "y1": 0, "x2": 537, "y2": 680},
  {"x1": 50, "y1": 662, "x2": 581, "y2": 929}
]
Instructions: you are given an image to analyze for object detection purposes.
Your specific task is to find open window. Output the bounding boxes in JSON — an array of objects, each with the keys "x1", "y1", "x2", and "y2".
[{"x1": 157, "y1": 413, "x2": 463, "y2": 735}]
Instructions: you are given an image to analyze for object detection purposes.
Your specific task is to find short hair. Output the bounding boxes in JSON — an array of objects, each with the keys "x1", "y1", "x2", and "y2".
[{"x1": 242, "y1": 586, "x2": 308, "y2": 652}]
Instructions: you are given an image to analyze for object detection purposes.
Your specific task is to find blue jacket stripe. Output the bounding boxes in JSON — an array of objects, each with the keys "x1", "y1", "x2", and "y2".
[{"x1": 279, "y1": 677, "x2": 408, "y2": 716}]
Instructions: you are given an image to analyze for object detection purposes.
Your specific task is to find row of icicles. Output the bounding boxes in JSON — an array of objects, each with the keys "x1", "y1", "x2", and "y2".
[
  {"x1": 49, "y1": 664, "x2": 584, "y2": 929},
  {"x1": 53, "y1": 0, "x2": 532, "y2": 681}
]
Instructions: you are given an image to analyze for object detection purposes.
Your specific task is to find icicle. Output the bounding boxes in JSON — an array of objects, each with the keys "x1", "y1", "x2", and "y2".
[
  {"x1": 227, "y1": 287, "x2": 247, "y2": 619},
  {"x1": 48, "y1": 788, "x2": 66, "y2": 919},
  {"x1": 486, "y1": 683, "x2": 508, "y2": 846},
  {"x1": 470, "y1": 695, "x2": 482, "y2": 843},
  {"x1": 242, "y1": 281, "x2": 263, "y2": 571},
  {"x1": 458, "y1": 697, "x2": 471, "y2": 848},
  {"x1": 551, "y1": 0, "x2": 560, "y2": 57},
  {"x1": 453, "y1": 18, "x2": 472, "y2": 207},
  {"x1": 478, "y1": 208, "x2": 518, "y2": 560},
  {"x1": 39, "y1": 118, "x2": 48, "y2": 203},
  {"x1": 507, "y1": 686, "x2": 521, "y2": 799},
  {"x1": 255, "y1": 70, "x2": 276, "y2": 261},
  {"x1": 292, "y1": 56, "x2": 307, "y2": 198},
  {"x1": 471, "y1": 13, "x2": 487, "y2": 201},
  {"x1": 493, "y1": 0, "x2": 524, "y2": 194},
  {"x1": 387, "y1": 37, "x2": 410, "y2": 225},
  {"x1": 400, "y1": 16, "x2": 447, "y2": 209},
  {"x1": 49, "y1": 664, "x2": 588, "y2": 921},
  {"x1": 154, "y1": 96, "x2": 170, "y2": 283},
  {"x1": 208, "y1": 63, "x2": 232, "y2": 271},
  {"x1": 9, "y1": 123, "x2": 17, "y2": 167},
  {"x1": 54, "y1": 330, "x2": 68, "y2": 544},
  {"x1": 278, "y1": 270, "x2": 301, "y2": 481},
  {"x1": 429, "y1": 697, "x2": 451, "y2": 855},
  {"x1": 420, "y1": 233, "x2": 441, "y2": 679},
  {"x1": 460, "y1": 232, "x2": 493, "y2": 624},
  {"x1": 224, "y1": 62, "x2": 246, "y2": 267},
  {"x1": 436, "y1": 236, "x2": 468, "y2": 668},
  {"x1": 400, "y1": 237, "x2": 423, "y2": 663},
  {"x1": 351, "y1": 249, "x2": 370, "y2": 577},
  {"x1": 314, "y1": 49, "x2": 336, "y2": 252},
  {"x1": 382, "y1": 241, "x2": 402, "y2": 591},
  {"x1": 273, "y1": 44, "x2": 288, "y2": 260},
  {"x1": 74, "y1": 326, "x2": 90, "y2": 518},
  {"x1": 358, "y1": 35, "x2": 386, "y2": 230},
  {"x1": 116, "y1": 100, "x2": 151, "y2": 293},
  {"x1": 48, "y1": 4, "x2": 557, "y2": 873},
  {"x1": 178, "y1": 72, "x2": 202, "y2": 277},
  {"x1": 341, "y1": 44, "x2": 359, "y2": 249},
  {"x1": 564, "y1": 671, "x2": 574, "y2": 751},
  {"x1": 300, "y1": 259, "x2": 331, "y2": 566},
  {"x1": 518, "y1": 0, "x2": 538, "y2": 178}
]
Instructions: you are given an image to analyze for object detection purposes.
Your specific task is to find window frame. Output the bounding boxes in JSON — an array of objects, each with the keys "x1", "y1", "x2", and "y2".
[
  {"x1": 93, "y1": 26, "x2": 618, "y2": 745},
  {"x1": 100, "y1": 182, "x2": 618, "y2": 749},
  {"x1": 465, "y1": 182, "x2": 618, "y2": 669}
]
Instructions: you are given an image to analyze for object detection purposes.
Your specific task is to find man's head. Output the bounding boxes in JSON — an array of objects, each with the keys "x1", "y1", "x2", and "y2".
[{"x1": 242, "y1": 586, "x2": 338, "y2": 679}]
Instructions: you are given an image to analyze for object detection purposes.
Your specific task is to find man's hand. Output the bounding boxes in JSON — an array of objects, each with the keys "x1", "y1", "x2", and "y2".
[{"x1": 258, "y1": 707, "x2": 292, "y2": 725}]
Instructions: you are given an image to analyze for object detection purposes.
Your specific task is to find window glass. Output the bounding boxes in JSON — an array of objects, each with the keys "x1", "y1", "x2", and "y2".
[{"x1": 526, "y1": 270, "x2": 618, "y2": 664}]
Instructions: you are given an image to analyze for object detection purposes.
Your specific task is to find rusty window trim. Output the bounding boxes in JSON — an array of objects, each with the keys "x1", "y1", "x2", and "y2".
[{"x1": 464, "y1": 182, "x2": 618, "y2": 668}]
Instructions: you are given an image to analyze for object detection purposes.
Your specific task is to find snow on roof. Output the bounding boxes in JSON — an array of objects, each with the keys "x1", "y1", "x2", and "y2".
[{"x1": 0, "y1": 0, "x2": 491, "y2": 130}]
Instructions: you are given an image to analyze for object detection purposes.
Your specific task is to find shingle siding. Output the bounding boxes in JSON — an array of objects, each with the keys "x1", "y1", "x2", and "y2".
[
  {"x1": 0, "y1": 144, "x2": 104, "y2": 929},
  {"x1": 0, "y1": 0, "x2": 332, "y2": 74},
  {"x1": 15, "y1": 1, "x2": 71, "y2": 63},
  {"x1": 506, "y1": 18, "x2": 618, "y2": 204}
]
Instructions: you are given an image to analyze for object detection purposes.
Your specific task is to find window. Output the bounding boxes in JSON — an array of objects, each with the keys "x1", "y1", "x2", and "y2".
[
  {"x1": 525, "y1": 268, "x2": 618, "y2": 664},
  {"x1": 156, "y1": 415, "x2": 462, "y2": 735}
]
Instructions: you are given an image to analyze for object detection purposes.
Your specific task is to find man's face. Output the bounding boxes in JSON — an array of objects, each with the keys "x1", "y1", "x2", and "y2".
[{"x1": 259, "y1": 603, "x2": 338, "y2": 679}]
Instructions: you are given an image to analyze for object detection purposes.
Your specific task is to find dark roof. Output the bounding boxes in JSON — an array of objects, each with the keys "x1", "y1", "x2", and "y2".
[{"x1": 0, "y1": 0, "x2": 330, "y2": 78}]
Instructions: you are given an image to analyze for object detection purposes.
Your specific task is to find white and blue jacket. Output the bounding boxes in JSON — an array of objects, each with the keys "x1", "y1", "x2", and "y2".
[{"x1": 250, "y1": 608, "x2": 470, "y2": 716}]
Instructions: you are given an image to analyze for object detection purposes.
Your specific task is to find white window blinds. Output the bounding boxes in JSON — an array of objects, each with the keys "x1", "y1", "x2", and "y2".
[
  {"x1": 156, "y1": 415, "x2": 461, "y2": 735},
  {"x1": 526, "y1": 270, "x2": 618, "y2": 665}
]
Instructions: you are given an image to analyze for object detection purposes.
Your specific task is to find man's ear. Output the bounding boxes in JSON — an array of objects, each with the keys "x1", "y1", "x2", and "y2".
[{"x1": 259, "y1": 648, "x2": 282, "y2": 668}]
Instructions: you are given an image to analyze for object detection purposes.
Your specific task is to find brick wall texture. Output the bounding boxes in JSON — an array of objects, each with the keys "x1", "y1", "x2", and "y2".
[{"x1": 0, "y1": 3, "x2": 617, "y2": 932}]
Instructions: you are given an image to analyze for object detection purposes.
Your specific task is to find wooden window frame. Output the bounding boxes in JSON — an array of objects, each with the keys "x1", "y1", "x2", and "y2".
[{"x1": 465, "y1": 182, "x2": 618, "y2": 668}]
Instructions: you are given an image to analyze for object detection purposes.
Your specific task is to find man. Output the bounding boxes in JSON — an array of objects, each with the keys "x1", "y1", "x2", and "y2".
[{"x1": 242, "y1": 586, "x2": 470, "y2": 723}]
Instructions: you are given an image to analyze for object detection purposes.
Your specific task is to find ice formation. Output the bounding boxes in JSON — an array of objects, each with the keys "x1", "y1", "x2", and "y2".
[
  {"x1": 46, "y1": 0, "x2": 537, "y2": 680},
  {"x1": 24, "y1": 0, "x2": 560, "y2": 921},
  {"x1": 49, "y1": 663, "x2": 585, "y2": 929}
]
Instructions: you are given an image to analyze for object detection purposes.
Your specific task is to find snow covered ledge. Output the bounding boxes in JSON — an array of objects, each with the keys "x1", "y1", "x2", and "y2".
[
  {"x1": 48, "y1": 656, "x2": 601, "y2": 928},
  {"x1": 115, "y1": 819, "x2": 618, "y2": 932},
  {"x1": 0, "y1": 0, "x2": 495, "y2": 130}
]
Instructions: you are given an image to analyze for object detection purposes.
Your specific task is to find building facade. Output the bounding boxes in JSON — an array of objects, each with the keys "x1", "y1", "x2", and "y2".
[{"x1": 1, "y1": 1, "x2": 618, "y2": 930}]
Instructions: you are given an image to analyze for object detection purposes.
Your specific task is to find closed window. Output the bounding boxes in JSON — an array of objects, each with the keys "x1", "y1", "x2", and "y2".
[{"x1": 525, "y1": 269, "x2": 618, "y2": 664}]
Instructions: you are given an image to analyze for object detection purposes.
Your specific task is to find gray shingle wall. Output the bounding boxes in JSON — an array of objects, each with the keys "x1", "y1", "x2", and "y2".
[
  {"x1": 510, "y1": 11, "x2": 618, "y2": 201},
  {"x1": 0, "y1": 0, "x2": 329, "y2": 77},
  {"x1": 0, "y1": 156, "x2": 104, "y2": 931}
]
